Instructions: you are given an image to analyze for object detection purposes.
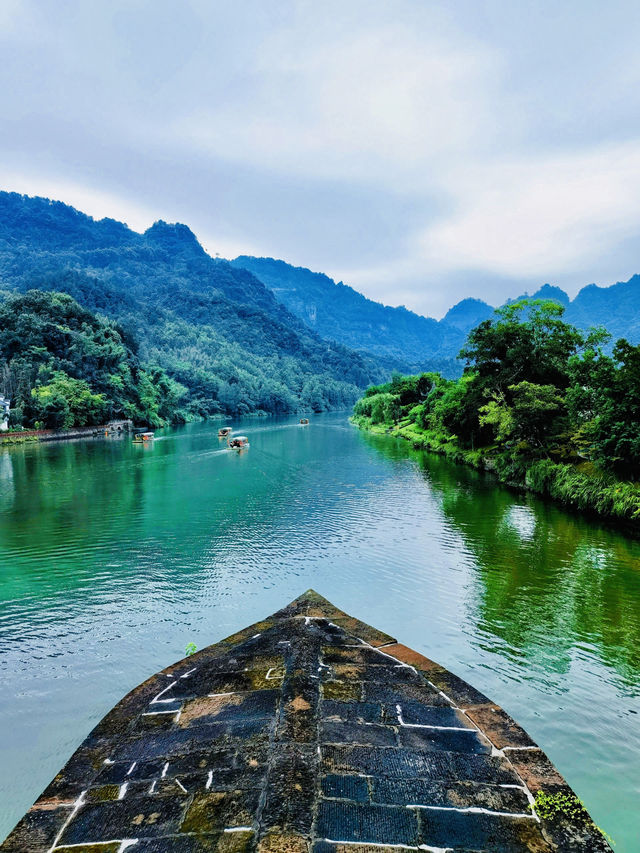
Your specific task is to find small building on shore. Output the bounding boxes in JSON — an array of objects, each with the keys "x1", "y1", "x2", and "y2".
[
  {"x1": 0, "y1": 396, "x2": 9, "y2": 432},
  {"x1": 105, "y1": 419, "x2": 133, "y2": 433}
]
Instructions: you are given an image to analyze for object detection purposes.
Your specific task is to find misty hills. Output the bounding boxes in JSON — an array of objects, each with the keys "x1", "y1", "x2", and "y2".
[
  {"x1": 231, "y1": 256, "x2": 489, "y2": 375},
  {"x1": 0, "y1": 192, "x2": 382, "y2": 417},
  {"x1": 536, "y1": 279, "x2": 640, "y2": 343},
  {"x1": 233, "y1": 256, "x2": 640, "y2": 362}
]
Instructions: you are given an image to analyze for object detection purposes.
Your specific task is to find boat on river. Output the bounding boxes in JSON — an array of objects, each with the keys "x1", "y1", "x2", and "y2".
[
  {"x1": 218, "y1": 426, "x2": 232, "y2": 438},
  {"x1": 1, "y1": 590, "x2": 610, "y2": 852},
  {"x1": 228, "y1": 435, "x2": 249, "y2": 450},
  {"x1": 300, "y1": 418, "x2": 309, "y2": 425},
  {"x1": 132, "y1": 431, "x2": 154, "y2": 443}
]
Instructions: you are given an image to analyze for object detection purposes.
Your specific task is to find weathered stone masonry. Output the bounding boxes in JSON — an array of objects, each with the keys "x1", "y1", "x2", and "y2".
[{"x1": 1, "y1": 590, "x2": 611, "y2": 852}]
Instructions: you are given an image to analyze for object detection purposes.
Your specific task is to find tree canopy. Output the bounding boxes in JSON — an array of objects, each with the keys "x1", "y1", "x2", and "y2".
[{"x1": 354, "y1": 299, "x2": 640, "y2": 480}]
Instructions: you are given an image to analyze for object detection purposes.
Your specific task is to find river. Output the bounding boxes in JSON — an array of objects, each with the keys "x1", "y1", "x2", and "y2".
[{"x1": 1, "y1": 415, "x2": 639, "y2": 848}]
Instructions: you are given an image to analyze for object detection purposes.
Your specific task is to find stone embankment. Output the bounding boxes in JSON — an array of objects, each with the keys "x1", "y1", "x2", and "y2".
[
  {"x1": 1, "y1": 590, "x2": 612, "y2": 852},
  {"x1": 0, "y1": 420, "x2": 133, "y2": 445}
]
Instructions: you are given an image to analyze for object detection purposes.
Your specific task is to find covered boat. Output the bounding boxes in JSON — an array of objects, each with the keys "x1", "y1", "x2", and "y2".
[
  {"x1": 299, "y1": 418, "x2": 309, "y2": 425},
  {"x1": 1, "y1": 591, "x2": 611, "y2": 852},
  {"x1": 228, "y1": 435, "x2": 249, "y2": 449},
  {"x1": 132, "y1": 431, "x2": 154, "y2": 443},
  {"x1": 218, "y1": 427, "x2": 232, "y2": 438}
]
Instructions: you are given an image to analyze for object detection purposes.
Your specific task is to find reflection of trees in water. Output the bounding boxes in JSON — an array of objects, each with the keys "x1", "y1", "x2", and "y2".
[
  {"x1": 425, "y1": 451, "x2": 640, "y2": 686},
  {"x1": 363, "y1": 431, "x2": 640, "y2": 687},
  {"x1": 0, "y1": 439, "x2": 150, "y2": 597}
]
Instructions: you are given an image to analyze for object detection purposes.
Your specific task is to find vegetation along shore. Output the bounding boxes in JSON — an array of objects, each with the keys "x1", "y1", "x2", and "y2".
[{"x1": 352, "y1": 299, "x2": 640, "y2": 524}]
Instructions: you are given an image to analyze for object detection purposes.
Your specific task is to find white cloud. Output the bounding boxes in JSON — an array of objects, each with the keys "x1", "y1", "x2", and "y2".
[
  {"x1": 2, "y1": 0, "x2": 640, "y2": 315},
  {"x1": 0, "y1": 172, "x2": 157, "y2": 233},
  {"x1": 420, "y1": 142, "x2": 640, "y2": 280},
  {"x1": 178, "y1": 14, "x2": 503, "y2": 189}
]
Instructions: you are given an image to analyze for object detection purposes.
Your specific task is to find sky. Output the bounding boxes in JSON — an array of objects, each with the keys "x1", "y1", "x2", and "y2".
[{"x1": 1, "y1": 0, "x2": 640, "y2": 318}]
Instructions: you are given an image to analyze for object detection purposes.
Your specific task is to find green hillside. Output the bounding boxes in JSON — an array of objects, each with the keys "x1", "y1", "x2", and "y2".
[
  {"x1": 0, "y1": 193, "x2": 384, "y2": 423},
  {"x1": 233, "y1": 257, "x2": 640, "y2": 371}
]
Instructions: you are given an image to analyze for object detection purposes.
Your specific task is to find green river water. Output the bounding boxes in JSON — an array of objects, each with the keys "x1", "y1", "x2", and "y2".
[{"x1": 1, "y1": 415, "x2": 639, "y2": 848}]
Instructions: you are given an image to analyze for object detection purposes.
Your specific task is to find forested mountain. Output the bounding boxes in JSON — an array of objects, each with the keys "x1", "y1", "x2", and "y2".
[
  {"x1": 232, "y1": 256, "x2": 640, "y2": 370},
  {"x1": 231, "y1": 256, "x2": 479, "y2": 377},
  {"x1": 0, "y1": 192, "x2": 383, "y2": 424},
  {"x1": 3, "y1": 191, "x2": 638, "y2": 431},
  {"x1": 0, "y1": 290, "x2": 185, "y2": 428}
]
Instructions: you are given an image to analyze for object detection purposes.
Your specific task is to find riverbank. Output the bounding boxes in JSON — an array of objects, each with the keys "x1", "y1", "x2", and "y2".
[
  {"x1": 352, "y1": 415, "x2": 640, "y2": 525},
  {"x1": 0, "y1": 422, "x2": 132, "y2": 445}
]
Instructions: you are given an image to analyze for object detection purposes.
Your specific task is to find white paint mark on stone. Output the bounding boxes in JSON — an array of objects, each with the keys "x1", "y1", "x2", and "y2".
[
  {"x1": 46, "y1": 789, "x2": 86, "y2": 853},
  {"x1": 180, "y1": 668, "x2": 196, "y2": 679},
  {"x1": 322, "y1": 840, "x2": 439, "y2": 852},
  {"x1": 142, "y1": 709, "x2": 177, "y2": 716},
  {"x1": 426, "y1": 680, "x2": 456, "y2": 706},
  {"x1": 119, "y1": 842, "x2": 139, "y2": 853},
  {"x1": 503, "y1": 745, "x2": 541, "y2": 752},
  {"x1": 206, "y1": 770, "x2": 213, "y2": 790},
  {"x1": 266, "y1": 667, "x2": 284, "y2": 680},
  {"x1": 150, "y1": 680, "x2": 177, "y2": 704},
  {"x1": 224, "y1": 827, "x2": 254, "y2": 833},
  {"x1": 118, "y1": 782, "x2": 128, "y2": 800},
  {"x1": 396, "y1": 704, "x2": 471, "y2": 732},
  {"x1": 357, "y1": 639, "x2": 418, "y2": 674},
  {"x1": 103, "y1": 758, "x2": 114, "y2": 765},
  {"x1": 407, "y1": 803, "x2": 536, "y2": 820},
  {"x1": 148, "y1": 780, "x2": 157, "y2": 794},
  {"x1": 126, "y1": 762, "x2": 137, "y2": 776},
  {"x1": 161, "y1": 762, "x2": 169, "y2": 778},
  {"x1": 175, "y1": 778, "x2": 188, "y2": 793}
]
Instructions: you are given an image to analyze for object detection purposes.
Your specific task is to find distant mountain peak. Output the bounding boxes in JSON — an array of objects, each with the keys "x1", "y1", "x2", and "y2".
[
  {"x1": 442, "y1": 297, "x2": 493, "y2": 332},
  {"x1": 531, "y1": 283, "x2": 570, "y2": 305},
  {"x1": 144, "y1": 220, "x2": 204, "y2": 255}
]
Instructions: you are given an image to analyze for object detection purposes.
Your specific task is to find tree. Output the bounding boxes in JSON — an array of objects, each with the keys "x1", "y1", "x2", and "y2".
[
  {"x1": 588, "y1": 339, "x2": 640, "y2": 477},
  {"x1": 31, "y1": 370, "x2": 107, "y2": 428},
  {"x1": 480, "y1": 381, "x2": 565, "y2": 450},
  {"x1": 460, "y1": 300, "x2": 584, "y2": 394}
]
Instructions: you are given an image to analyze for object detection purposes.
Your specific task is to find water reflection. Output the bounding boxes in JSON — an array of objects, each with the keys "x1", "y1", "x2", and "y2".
[
  {"x1": 2, "y1": 418, "x2": 640, "y2": 850},
  {"x1": 363, "y1": 433, "x2": 640, "y2": 689}
]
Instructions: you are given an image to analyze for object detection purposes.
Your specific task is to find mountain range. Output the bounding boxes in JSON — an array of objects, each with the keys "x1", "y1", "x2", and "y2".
[
  {"x1": 1, "y1": 190, "x2": 638, "y2": 420},
  {"x1": 232, "y1": 256, "x2": 640, "y2": 366},
  {"x1": 0, "y1": 192, "x2": 381, "y2": 418}
]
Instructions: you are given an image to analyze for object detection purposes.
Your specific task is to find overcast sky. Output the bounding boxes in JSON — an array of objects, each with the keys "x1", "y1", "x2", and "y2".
[{"x1": 2, "y1": 1, "x2": 640, "y2": 317}]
